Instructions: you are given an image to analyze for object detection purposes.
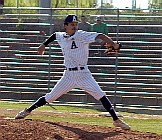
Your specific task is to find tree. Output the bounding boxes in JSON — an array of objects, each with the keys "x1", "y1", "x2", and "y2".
[
  {"x1": 51, "y1": 0, "x2": 98, "y2": 16},
  {"x1": 97, "y1": 2, "x2": 115, "y2": 15},
  {"x1": 149, "y1": 0, "x2": 162, "y2": 9}
]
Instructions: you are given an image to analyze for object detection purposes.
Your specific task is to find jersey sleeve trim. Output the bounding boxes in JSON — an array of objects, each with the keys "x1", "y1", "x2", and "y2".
[{"x1": 43, "y1": 33, "x2": 56, "y2": 46}]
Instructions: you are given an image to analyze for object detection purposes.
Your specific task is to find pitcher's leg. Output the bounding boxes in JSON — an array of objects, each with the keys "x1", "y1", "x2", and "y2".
[
  {"x1": 78, "y1": 75, "x2": 130, "y2": 130},
  {"x1": 45, "y1": 75, "x2": 75, "y2": 103},
  {"x1": 27, "y1": 75, "x2": 74, "y2": 111},
  {"x1": 100, "y1": 96, "x2": 118, "y2": 121},
  {"x1": 78, "y1": 75, "x2": 118, "y2": 120},
  {"x1": 27, "y1": 96, "x2": 47, "y2": 112},
  {"x1": 78, "y1": 74, "x2": 106, "y2": 100},
  {"x1": 15, "y1": 75, "x2": 74, "y2": 119}
]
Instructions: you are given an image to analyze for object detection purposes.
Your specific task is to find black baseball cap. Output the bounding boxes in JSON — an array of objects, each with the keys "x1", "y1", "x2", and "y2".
[{"x1": 64, "y1": 14, "x2": 79, "y2": 24}]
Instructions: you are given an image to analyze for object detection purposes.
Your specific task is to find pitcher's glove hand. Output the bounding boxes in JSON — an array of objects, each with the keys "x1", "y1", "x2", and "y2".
[{"x1": 104, "y1": 43, "x2": 122, "y2": 55}]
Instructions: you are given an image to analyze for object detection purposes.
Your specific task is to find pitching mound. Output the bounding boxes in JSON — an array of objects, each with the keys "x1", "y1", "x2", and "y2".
[{"x1": 0, "y1": 119, "x2": 162, "y2": 140}]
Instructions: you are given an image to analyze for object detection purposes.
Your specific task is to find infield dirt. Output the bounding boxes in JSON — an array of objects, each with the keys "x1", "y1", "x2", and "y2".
[{"x1": 1, "y1": 118, "x2": 162, "y2": 140}]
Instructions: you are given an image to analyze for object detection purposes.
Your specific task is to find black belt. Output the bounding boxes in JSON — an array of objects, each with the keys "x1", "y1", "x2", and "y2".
[{"x1": 67, "y1": 67, "x2": 85, "y2": 71}]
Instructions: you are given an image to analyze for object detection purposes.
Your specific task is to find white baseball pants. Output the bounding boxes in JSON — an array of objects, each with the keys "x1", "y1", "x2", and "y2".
[{"x1": 45, "y1": 68, "x2": 106, "y2": 103}]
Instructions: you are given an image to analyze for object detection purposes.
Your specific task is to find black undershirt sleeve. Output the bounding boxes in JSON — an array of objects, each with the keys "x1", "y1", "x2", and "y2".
[{"x1": 43, "y1": 33, "x2": 56, "y2": 46}]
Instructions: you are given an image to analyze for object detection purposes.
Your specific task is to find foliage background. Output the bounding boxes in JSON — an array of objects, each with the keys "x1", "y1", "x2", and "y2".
[{"x1": 3, "y1": 0, "x2": 162, "y2": 16}]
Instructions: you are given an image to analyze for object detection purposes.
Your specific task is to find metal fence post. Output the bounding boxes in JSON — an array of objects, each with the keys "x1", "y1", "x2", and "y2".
[
  {"x1": 47, "y1": 6, "x2": 53, "y2": 92},
  {"x1": 113, "y1": 8, "x2": 120, "y2": 109}
]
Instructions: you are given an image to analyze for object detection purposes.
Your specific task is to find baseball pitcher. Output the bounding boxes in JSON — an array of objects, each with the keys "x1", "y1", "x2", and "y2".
[{"x1": 15, "y1": 14, "x2": 130, "y2": 130}]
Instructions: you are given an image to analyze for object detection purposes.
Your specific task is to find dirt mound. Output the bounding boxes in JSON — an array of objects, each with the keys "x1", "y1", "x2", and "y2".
[{"x1": 0, "y1": 119, "x2": 162, "y2": 140}]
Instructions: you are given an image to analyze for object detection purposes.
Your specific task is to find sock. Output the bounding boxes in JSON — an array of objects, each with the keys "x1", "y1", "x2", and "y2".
[
  {"x1": 27, "y1": 96, "x2": 47, "y2": 112},
  {"x1": 100, "y1": 96, "x2": 119, "y2": 121}
]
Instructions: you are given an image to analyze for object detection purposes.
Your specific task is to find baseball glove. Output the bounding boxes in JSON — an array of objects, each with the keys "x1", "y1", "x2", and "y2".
[{"x1": 104, "y1": 43, "x2": 122, "y2": 55}]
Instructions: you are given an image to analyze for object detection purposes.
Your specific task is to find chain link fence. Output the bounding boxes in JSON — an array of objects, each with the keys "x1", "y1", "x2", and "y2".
[{"x1": 0, "y1": 7, "x2": 162, "y2": 114}]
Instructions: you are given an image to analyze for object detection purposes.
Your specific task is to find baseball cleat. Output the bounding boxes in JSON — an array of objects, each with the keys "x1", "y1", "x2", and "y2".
[
  {"x1": 113, "y1": 119, "x2": 131, "y2": 130},
  {"x1": 15, "y1": 108, "x2": 30, "y2": 119}
]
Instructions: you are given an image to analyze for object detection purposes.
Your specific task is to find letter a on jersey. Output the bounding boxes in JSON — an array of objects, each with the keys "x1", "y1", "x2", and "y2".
[{"x1": 71, "y1": 41, "x2": 78, "y2": 49}]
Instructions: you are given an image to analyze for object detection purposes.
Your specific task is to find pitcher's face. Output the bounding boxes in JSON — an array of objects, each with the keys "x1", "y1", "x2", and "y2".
[{"x1": 65, "y1": 22, "x2": 78, "y2": 35}]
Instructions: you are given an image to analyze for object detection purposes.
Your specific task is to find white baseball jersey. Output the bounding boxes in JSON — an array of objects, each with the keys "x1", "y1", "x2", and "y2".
[
  {"x1": 45, "y1": 30, "x2": 106, "y2": 103},
  {"x1": 56, "y1": 30, "x2": 98, "y2": 68}
]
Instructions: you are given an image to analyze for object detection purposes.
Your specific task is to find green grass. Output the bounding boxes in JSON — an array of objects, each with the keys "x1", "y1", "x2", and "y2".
[
  {"x1": 0, "y1": 101, "x2": 162, "y2": 134},
  {"x1": 0, "y1": 101, "x2": 99, "y2": 113}
]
